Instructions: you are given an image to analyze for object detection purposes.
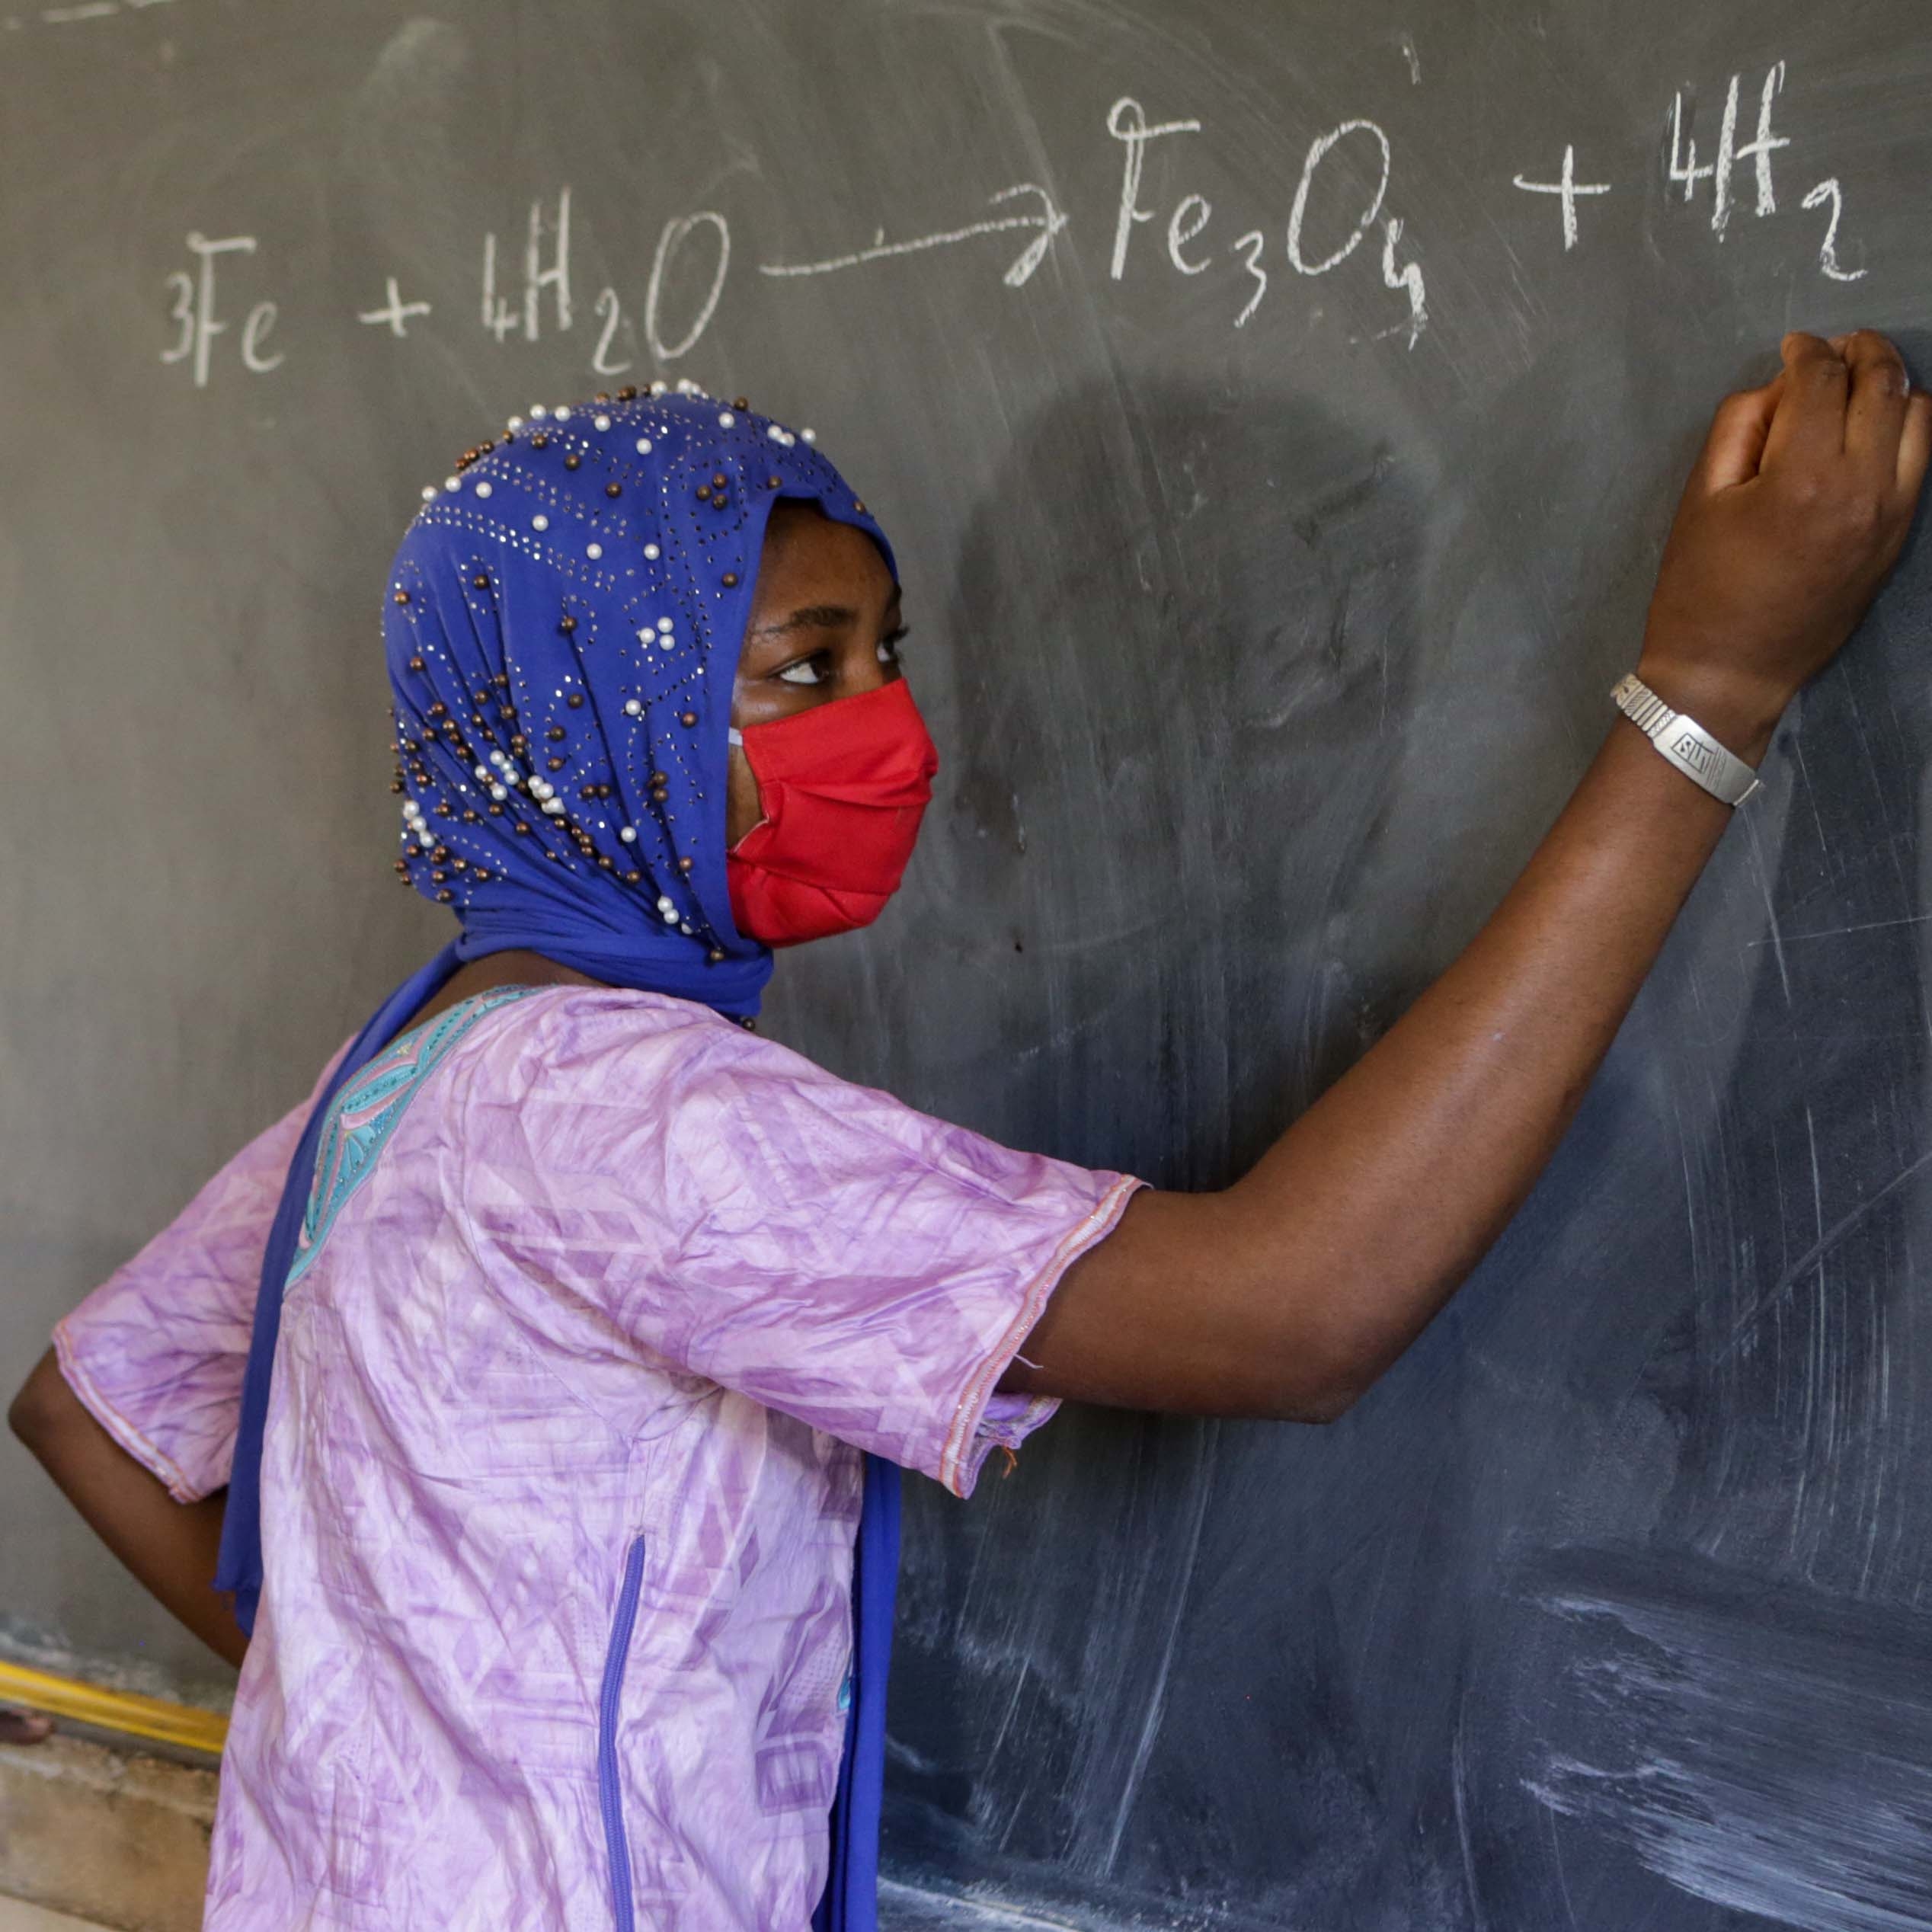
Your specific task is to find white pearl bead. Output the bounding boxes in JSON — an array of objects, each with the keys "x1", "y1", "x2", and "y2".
[
  {"x1": 800, "y1": 428, "x2": 817, "y2": 444},
  {"x1": 643, "y1": 542, "x2": 661, "y2": 560},
  {"x1": 554, "y1": 405, "x2": 571, "y2": 421},
  {"x1": 444, "y1": 476, "x2": 461, "y2": 491},
  {"x1": 635, "y1": 437, "x2": 654, "y2": 455},
  {"x1": 766, "y1": 425, "x2": 785, "y2": 443},
  {"x1": 656, "y1": 617, "x2": 673, "y2": 633},
  {"x1": 623, "y1": 699, "x2": 642, "y2": 717},
  {"x1": 677, "y1": 378, "x2": 696, "y2": 394},
  {"x1": 661, "y1": 906, "x2": 679, "y2": 924},
  {"x1": 507, "y1": 415, "x2": 525, "y2": 431},
  {"x1": 680, "y1": 923, "x2": 693, "y2": 936},
  {"x1": 658, "y1": 635, "x2": 675, "y2": 651},
  {"x1": 530, "y1": 405, "x2": 549, "y2": 419},
  {"x1": 619, "y1": 826, "x2": 637, "y2": 843},
  {"x1": 473, "y1": 765, "x2": 490, "y2": 782},
  {"x1": 587, "y1": 543, "x2": 603, "y2": 560},
  {"x1": 532, "y1": 779, "x2": 553, "y2": 800},
  {"x1": 491, "y1": 785, "x2": 507, "y2": 800},
  {"x1": 650, "y1": 379, "x2": 667, "y2": 395},
  {"x1": 421, "y1": 485, "x2": 438, "y2": 501},
  {"x1": 594, "y1": 414, "x2": 612, "y2": 430},
  {"x1": 532, "y1": 514, "x2": 549, "y2": 531},
  {"x1": 718, "y1": 411, "x2": 735, "y2": 427},
  {"x1": 475, "y1": 481, "x2": 492, "y2": 497},
  {"x1": 657, "y1": 894, "x2": 675, "y2": 913},
  {"x1": 544, "y1": 798, "x2": 566, "y2": 816}
]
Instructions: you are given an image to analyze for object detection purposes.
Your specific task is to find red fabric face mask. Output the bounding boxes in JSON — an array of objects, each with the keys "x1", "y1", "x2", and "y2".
[{"x1": 726, "y1": 679, "x2": 940, "y2": 948}]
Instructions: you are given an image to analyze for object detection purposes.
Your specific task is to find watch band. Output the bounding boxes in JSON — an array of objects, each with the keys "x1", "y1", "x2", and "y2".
[{"x1": 1611, "y1": 672, "x2": 1761, "y2": 807}]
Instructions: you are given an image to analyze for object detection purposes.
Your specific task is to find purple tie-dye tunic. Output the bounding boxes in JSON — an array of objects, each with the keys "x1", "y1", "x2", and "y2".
[{"x1": 55, "y1": 987, "x2": 1137, "y2": 1929}]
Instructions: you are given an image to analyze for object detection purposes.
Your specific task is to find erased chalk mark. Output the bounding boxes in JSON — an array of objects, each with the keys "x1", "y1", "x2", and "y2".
[
  {"x1": 1526, "y1": 1545, "x2": 1932, "y2": 1932},
  {"x1": 37, "y1": 0, "x2": 172, "y2": 23}
]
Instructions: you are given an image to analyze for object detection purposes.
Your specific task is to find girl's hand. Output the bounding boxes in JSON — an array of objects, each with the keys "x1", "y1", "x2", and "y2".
[{"x1": 1639, "y1": 330, "x2": 1932, "y2": 762}]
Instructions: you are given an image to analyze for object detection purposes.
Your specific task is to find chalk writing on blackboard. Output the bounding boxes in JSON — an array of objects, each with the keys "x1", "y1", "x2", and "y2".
[
  {"x1": 1512, "y1": 148, "x2": 1614, "y2": 252},
  {"x1": 1504, "y1": 62, "x2": 1866, "y2": 279},
  {"x1": 590, "y1": 287, "x2": 633, "y2": 378},
  {"x1": 155, "y1": 68, "x2": 1874, "y2": 389},
  {"x1": 1669, "y1": 66, "x2": 1787, "y2": 235},
  {"x1": 37, "y1": 0, "x2": 173, "y2": 23},
  {"x1": 757, "y1": 184, "x2": 1067, "y2": 290},
  {"x1": 1802, "y1": 180, "x2": 1866, "y2": 283},
  {"x1": 1231, "y1": 229, "x2": 1267, "y2": 328},
  {"x1": 1099, "y1": 98, "x2": 1425, "y2": 344},
  {"x1": 481, "y1": 190, "x2": 573, "y2": 344},
  {"x1": 645, "y1": 211, "x2": 731, "y2": 360},
  {"x1": 158, "y1": 234, "x2": 280, "y2": 387},
  {"x1": 358, "y1": 279, "x2": 431, "y2": 339},
  {"x1": 1105, "y1": 98, "x2": 1203, "y2": 280}
]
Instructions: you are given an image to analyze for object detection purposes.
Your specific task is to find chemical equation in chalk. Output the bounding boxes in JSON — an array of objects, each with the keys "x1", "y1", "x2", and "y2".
[
  {"x1": 757, "y1": 184, "x2": 1068, "y2": 289},
  {"x1": 1511, "y1": 61, "x2": 1866, "y2": 280},
  {"x1": 1096, "y1": 98, "x2": 1428, "y2": 347},
  {"x1": 158, "y1": 234, "x2": 283, "y2": 388},
  {"x1": 153, "y1": 57, "x2": 1885, "y2": 389},
  {"x1": 758, "y1": 98, "x2": 1429, "y2": 348}
]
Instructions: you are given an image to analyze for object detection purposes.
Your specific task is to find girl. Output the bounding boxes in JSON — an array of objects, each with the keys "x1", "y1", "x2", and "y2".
[{"x1": 13, "y1": 331, "x2": 1925, "y2": 1930}]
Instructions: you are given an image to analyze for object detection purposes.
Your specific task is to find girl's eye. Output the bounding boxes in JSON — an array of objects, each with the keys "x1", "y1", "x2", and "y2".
[
  {"x1": 775, "y1": 655, "x2": 830, "y2": 687},
  {"x1": 878, "y1": 627, "x2": 909, "y2": 665}
]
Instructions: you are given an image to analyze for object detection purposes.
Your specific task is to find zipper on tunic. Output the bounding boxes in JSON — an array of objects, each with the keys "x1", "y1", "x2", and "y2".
[{"x1": 598, "y1": 1534, "x2": 648, "y2": 1932}]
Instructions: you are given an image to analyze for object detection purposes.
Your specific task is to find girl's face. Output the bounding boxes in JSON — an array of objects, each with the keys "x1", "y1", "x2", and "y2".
[{"x1": 726, "y1": 502, "x2": 905, "y2": 846}]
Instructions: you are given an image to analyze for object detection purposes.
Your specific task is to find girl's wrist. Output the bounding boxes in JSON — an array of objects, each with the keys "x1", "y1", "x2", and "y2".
[{"x1": 1631, "y1": 654, "x2": 1788, "y2": 768}]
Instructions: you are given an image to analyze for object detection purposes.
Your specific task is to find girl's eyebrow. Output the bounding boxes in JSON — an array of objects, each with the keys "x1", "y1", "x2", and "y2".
[
  {"x1": 753, "y1": 589, "x2": 903, "y2": 639},
  {"x1": 754, "y1": 603, "x2": 859, "y2": 638}
]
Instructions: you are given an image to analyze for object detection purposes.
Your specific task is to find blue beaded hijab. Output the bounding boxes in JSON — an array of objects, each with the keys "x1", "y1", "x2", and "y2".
[{"x1": 214, "y1": 382, "x2": 902, "y2": 1932}]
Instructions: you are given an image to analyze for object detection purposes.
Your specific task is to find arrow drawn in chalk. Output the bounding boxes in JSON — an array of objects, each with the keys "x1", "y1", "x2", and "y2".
[{"x1": 758, "y1": 184, "x2": 1068, "y2": 289}]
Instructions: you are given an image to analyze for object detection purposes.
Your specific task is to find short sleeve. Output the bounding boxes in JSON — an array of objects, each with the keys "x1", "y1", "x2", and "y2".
[
  {"x1": 53, "y1": 1044, "x2": 350, "y2": 1503},
  {"x1": 469, "y1": 1008, "x2": 1140, "y2": 1497}
]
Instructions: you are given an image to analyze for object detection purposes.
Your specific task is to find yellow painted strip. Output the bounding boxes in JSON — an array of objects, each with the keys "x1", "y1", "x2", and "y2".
[{"x1": 0, "y1": 1660, "x2": 226, "y2": 1756}]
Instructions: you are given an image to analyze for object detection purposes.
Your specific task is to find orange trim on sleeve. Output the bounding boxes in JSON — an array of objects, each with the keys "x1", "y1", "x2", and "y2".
[{"x1": 939, "y1": 1174, "x2": 1145, "y2": 1496}]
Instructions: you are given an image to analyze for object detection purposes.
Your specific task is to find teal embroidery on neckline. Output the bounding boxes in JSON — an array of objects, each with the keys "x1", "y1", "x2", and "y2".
[{"x1": 286, "y1": 987, "x2": 537, "y2": 1288}]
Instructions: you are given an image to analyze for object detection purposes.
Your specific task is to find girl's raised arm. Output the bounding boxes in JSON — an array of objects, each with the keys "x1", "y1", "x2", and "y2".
[{"x1": 1004, "y1": 331, "x2": 1931, "y2": 1422}]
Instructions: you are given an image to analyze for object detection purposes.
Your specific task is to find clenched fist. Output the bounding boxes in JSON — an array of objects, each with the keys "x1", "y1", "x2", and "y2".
[{"x1": 1639, "y1": 330, "x2": 1931, "y2": 763}]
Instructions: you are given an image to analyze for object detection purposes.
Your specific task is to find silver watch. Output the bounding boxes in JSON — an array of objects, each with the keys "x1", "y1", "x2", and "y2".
[{"x1": 1611, "y1": 673, "x2": 1761, "y2": 808}]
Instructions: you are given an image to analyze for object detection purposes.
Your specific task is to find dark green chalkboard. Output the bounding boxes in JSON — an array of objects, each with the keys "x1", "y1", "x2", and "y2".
[{"x1": 5, "y1": 3, "x2": 1931, "y2": 1926}]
